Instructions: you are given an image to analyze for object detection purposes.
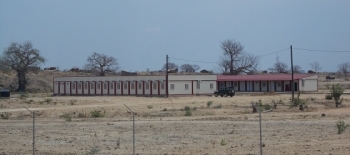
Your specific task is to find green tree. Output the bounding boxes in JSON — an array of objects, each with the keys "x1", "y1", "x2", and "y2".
[
  {"x1": 0, "y1": 42, "x2": 46, "y2": 92},
  {"x1": 327, "y1": 84, "x2": 344, "y2": 108}
]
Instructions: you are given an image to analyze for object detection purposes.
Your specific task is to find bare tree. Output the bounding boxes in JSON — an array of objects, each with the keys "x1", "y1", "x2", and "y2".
[
  {"x1": 218, "y1": 39, "x2": 260, "y2": 75},
  {"x1": 293, "y1": 65, "x2": 304, "y2": 73},
  {"x1": 269, "y1": 62, "x2": 288, "y2": 73},
  {"x1": 180, "y1": 64, "x2": 200, "y2": 73},
  {"x1": 310, "y1": 61, "x2": 322, "y2": 73},
  {"x1": 338, "y1": 62, "x2": 350, "y2": 79},
  {"x1": 0, "y1": 42, "x2": 46, "y2": 91},
  {"x1": 84, "y1": 52, "x2": 119, "y2": 76},
  {"x1": 162, "y1": 62, "x2": 178, "y2": 72}
]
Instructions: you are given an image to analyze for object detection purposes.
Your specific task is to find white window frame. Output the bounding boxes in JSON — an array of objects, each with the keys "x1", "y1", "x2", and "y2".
[
  {"x1": 210, "y1": 83, "x2": 214, "y2": 89},
  {"x1": 170, "y1": 84, "x2": 175, "y2": 90},
  {"x1": 185, "y1": 84, "x2": 189, "y2": 90}
]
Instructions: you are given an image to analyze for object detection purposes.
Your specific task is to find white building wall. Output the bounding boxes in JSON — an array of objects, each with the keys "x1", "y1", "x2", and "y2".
[
  {"x1": 193, "y1": 80, "x2": 216, "y2": 95},
  {"x1": 299, "y1": 78, "x2": 318, "y2": 91},
  {"x1": 65, "y1": 82, "x2": 71, "y2": 95},
  {"x1": 253, "y1": 81, "x2": 260, "y2": 91},
  {"x1": 239, "y1": 82, "x2": 246, "y2": 91},
  {"x1": 169, "y1": 81, "x2": 192, "y2": 95}
]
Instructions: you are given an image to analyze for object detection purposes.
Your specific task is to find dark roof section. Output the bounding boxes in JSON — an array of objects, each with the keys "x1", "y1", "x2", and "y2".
[{"x1": 217, "y1": 74, "x2": 316, "y2": 81}]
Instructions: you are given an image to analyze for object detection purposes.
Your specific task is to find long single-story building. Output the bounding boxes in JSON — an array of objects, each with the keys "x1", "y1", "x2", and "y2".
[
  {"x1": 217, "y1": 74, "x2": 318, "y2": 92},
  {"x1": 53, "y1": 75, "x2": 217, "y2": 96},
  {"x1": 53, "y1": 74, "x2": 318, "y2": 96}
]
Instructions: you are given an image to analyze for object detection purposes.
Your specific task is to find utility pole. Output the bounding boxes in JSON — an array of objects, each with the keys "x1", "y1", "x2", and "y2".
[
  {"x1": 166, "y1": 55, "x2": 169, "y2": 98},
  {"x1": 24, "y1": 106, "x2": 35, "y2": 155},
  {"x1": 124, "y1": 104, "x2": 135, "y2": 155},
  {"x1": 290, "y1": 45, "x2": 294, "y2": 100}
]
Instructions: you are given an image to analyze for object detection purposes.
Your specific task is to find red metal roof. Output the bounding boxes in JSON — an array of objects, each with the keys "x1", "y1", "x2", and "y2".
[{"x1": 217, "y1": 74, "x2": 315, "y2": 81}]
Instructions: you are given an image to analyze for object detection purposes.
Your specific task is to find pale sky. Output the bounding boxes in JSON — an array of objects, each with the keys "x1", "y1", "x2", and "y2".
[{"x1": 1, "y1": 0, "x2": 349, "y2": 73}]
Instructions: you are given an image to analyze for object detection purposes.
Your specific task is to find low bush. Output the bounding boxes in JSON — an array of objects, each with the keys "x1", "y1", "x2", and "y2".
[
  {"x1": 336, "y1": 120, "x2": 349, "y2": 134},
  {"x1": 325, "y1": 94, "x2": 333, "y2": 100},
  {"x1": 207, "y1": 101, "x2": 213, "y2": 107},
  {"x1": 90, "y1": 110, "x2": 104, "y2": 118},
  {"x1": 214, "y1": 104, "x2": 222, "y2": 109},
  {"x1": 147, "y1": 105, "x2": 153, "y2": 109},
  {"x1": 0, "y1": 112, "x2": 12, "y2": 120}
]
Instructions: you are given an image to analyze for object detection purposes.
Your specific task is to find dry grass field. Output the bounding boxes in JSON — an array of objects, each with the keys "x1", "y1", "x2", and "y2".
[
  {"x1": 1, "y1": 72, "x2": 350, "y2": 155},
  {"x1": 1, "y1": 92, "x2": 350, "y2": 155}
]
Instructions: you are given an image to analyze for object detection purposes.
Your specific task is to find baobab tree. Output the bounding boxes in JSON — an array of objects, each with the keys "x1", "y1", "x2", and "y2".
[
  {"x1": 84, "y1": 52, "x2": 119, "y2": 76},
  {"x1": 0, "y1": 42, "x2": 46, "y2": 91},
  {"x1": 218, "y1": 39, "x2": 259, "y2": 75}
]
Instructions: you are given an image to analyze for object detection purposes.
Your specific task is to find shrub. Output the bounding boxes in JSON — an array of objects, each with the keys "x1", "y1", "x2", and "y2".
[
  {"x1": 336, "y1": 120, "x2": 349, "y2": 134},
  {"x1": 0, "y1": 112, "x2": 12, "y2": 120},
  {"x1": 325, "y1": 94, "x2": 333, "y2": 100},
  {"x1": 78, "y1": 112, "x2": 86, "y2": 118},
  {"x1": 45, "y1": 98, "x2": 53, "y2": 104},
  {"x1": 214, "y1": 104, "x2": 222, "y2": 109},
  {"x1": 327, "y1": 84, "x2": 344, "y2": 108},
  {"x1": 193, "y1": 107, "x2": 197, "y2": 111},
  {"x1": 220, "y1": 139, "x2": 227, "y2": 146},
  {"x1": 291, "y1": 91, "x2": 307, "y2": 110},
  {"x1": 162, "y1": 108, "x2": 167, "y2": 111},
  {"x1": 70, "y1": 100, "x2": 76, "y2": 105},
  {"x1": 207, "y1": 101, "x2": 213, "y2": 107},
  {"x1": 147, "y1": 105, "x2": 153, "y2": 109},
  {"x1": 90, "y1": 110, "x2": 104, "y2": 118},
  {"x1": 61, "y1": 113, "x2": 72, "y2": 121},
  {"x1": 185, "y1": 110, "x2": 192, "y2": 116},
  {"x1": 184, "y1": 106, "x2": 191, "y2": 111}
]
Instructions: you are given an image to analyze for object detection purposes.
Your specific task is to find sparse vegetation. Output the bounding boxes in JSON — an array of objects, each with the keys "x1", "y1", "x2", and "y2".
[
  {"x1": 0, "y1": 112, "x2": 12, "y2": 120},
  {"x1": 291, "y1": 91, "x2": 307, "y2": 110},
  {"x1": 327, "y1": 84, "x2": 344, "y2": 108},
  {"x1": 45, "y1": 98, "x2": 53, "y2": 104},
  {"x1": 207, "y1": 101, "x2": 213, "y2": 107},
  {"x1": 325, "y1": 94, "x2": 333, "y2": 100},
  {"x1": 90, "y1": 110, "x2": 104, "y2": 118},
  {"x1": 336, "y1": 120, "x2": 349, "y2": 134},
  {"x1": 214, "y1": 104, "x2": 222, "y2": 109},
  {"x1": 147, "y1": 105, "x2": 153, "y2": 109},
  {"x1": 86, "y1": 146, "x2": 100, "y2": 155},
  {"x1": 61, "y1": 113, "x2": 72, "y2": 122},
  {"x1": 220, "y1": 139, "x2": 227, "y2": 146},
  {"x1": 70, "y1": 100, "x2": 77, "y2": 105},
  {"x1": 184, "y1": 106, "x2": 192, "y2": 116}
]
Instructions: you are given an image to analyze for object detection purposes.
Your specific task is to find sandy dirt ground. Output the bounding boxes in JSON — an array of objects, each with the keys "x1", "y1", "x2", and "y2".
[{"x1": 1, "y1": 92, "x2": 350, "y2": 155}]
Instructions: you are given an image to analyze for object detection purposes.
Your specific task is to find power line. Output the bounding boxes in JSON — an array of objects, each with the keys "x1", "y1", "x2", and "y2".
[
  {"x1": 293, "y1": 47, "x2": 350, "y2": 53},
  {"x1": 169, "y1": 57, "x2": 219, "y2": 64},
  {"x1": 257, "y1": 48, "x2": 289, "y2": 57}
]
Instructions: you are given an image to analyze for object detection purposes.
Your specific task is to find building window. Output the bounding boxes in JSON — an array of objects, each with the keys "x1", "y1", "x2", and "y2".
[
  {"x1": 117, "y1": 83, "x2": 120, "y2": 89},
  {"x1": 153, "y1": 82, "x2": 157, "y2": 89},
  {"x1": 170, "y1": 84, "x2": 175, "y2": 90},
  {"x1": 234, "y1": 82, "x2": 237, "y2": 87},
  {"x1": 161, "y1": 83, "x2": 164, "y2": 89},
  {"x1": 277, "y1": 82, "x2": 281, "y2": 87},
  {"x1": 78, "y1": 82, "x2": 82, "y2": 89},
  {"x1": 146, "y1": 83, "x2": 149, "y2": 89},
  {"x1": 124, "y1": 82, "x2": 127, "y2": 89},
  {"x1": 103, "y1": 82, "x2": 107, "y2": 89},
  {"x1": 220, "y1": 82, "x2": 224, "y2": 86},
  {"x1": 131, "y1": 83, "x2": 134, "y2": 89},
  {"x1": 262, "y1": 82, "x2": 266, "y2": 87},
  {"x1": 196, "y1": 83, "x2": 200, "y2": 89},
  {"x1": 91, "y1": 83, "x2": 94, "y2": 89},
  {"x1": 138, "y1": 83, "x2": 142, "y2": 89},
  {"x1": 67, "y1": 83, "x2": 69, "y2": 85},
  {"x1": 97, "y1": 83, "x2": 100, "y2": 89},
  {"x1": 185, "y1": 84, "x2": 189, "y2": 90},
  {"x1": 55, "y1": 82, "x2": 58, "y2": 85},
  {"x1": 72, "y1": 83, "x2": 76, "y2": 89},
  {"x1": 110, "y1": 83, "x2": 114, "y2": 89},
  {"x1": 210, "y1": 83, "x2": 214, "y2": 89},
  {"x1": 84, "y1": 82, "x2": 87, "y2": 89}
]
